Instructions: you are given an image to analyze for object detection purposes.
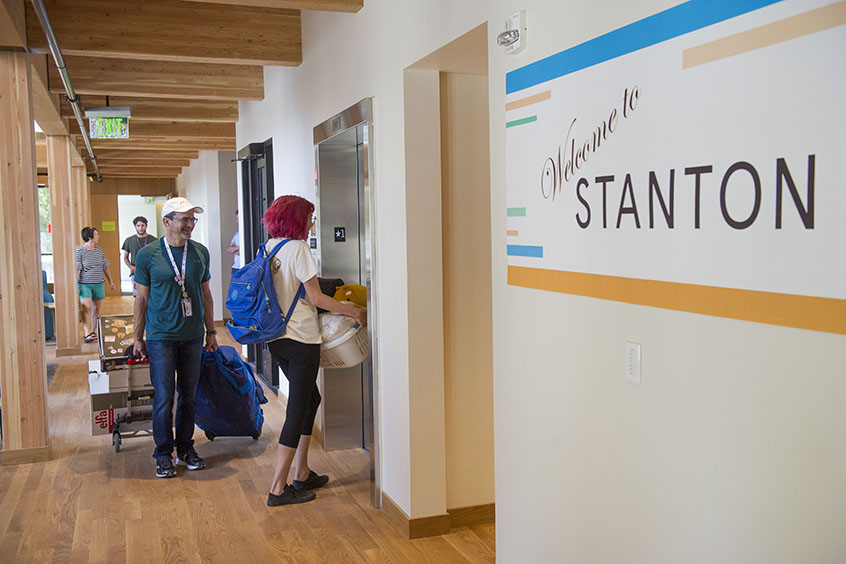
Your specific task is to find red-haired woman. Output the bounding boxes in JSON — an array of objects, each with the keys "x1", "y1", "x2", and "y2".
[{"x1": 262, "y1": 195, "x2": 366, "y2": 506}]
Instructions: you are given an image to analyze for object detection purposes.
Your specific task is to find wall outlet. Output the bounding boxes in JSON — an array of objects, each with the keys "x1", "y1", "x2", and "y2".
[{"x1": 625, "y1": 341, "x2": 642, "y2": 386}]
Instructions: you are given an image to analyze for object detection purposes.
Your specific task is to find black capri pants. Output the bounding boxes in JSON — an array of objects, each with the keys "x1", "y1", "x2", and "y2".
[{"x1": 267, "y1": 338, "x2": 322, "y2": 448}]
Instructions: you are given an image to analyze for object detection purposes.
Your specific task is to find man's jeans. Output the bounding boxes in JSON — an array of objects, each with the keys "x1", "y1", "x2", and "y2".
[{"x1": 146, "y1": 337, "x2": 203, "y2": 459}]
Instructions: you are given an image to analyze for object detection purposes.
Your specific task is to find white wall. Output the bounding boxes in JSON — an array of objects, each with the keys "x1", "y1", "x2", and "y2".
[
  {"x1": 440, "y1": 72, "x2": 495, "y2": 509},
  {"x1": 235, "y1": 0, "x2": 846, "y2": 561},
  {"x1": 179, "y1": 150, "x2": 237, "y2": 321},
  {"x1": 488, "y1": 1, "x2": 845, "y2": 563}
]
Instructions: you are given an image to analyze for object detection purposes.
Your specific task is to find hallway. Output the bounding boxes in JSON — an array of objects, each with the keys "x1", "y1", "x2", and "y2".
[{"x1": 0, "y1": 299, "x2": 494, "y2": 563}]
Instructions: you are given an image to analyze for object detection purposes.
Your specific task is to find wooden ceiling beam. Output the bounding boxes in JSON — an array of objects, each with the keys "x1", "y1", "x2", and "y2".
[
  {"x1": 27, "y1": 0, "x2": 301, "y2": 66},
  {"x1": 30, "y1": 54, "x2": 68, "y2": 135},
  {"x1": 67, "y1": 119, "x2": 235, "y2": 140},
  {"x1": 95, "y1": 165, "x2": 183, "y2": 175},
  {"x1": 98, "y1": 172, "x2": 180, "y2": 179},
  {"x1": 93, "y1": 159, "x2": 191, "y2": 168},
  {"x1": 92, "y1": 149, "x2": 199, "y2": 160},
  {"x1": 49, "y1": 56, "x2": 264, "y2": 101},
  {"x1": 63, "y1": 96, "x2": 239, "y2": 123},
  {"x1": 0, "y1": 0, "x2": 26, "y2": 48},
  {"x1": 77, "y1": 137, "x2": 236, "y2": 151},
  {"x1": 180, "y1": 0, "x2": 362, "y2": 13}
]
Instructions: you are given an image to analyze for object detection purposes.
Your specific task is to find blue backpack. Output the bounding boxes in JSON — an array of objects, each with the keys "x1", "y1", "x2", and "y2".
[{"x1": 225, "y1": 239, "x2": 305, "y2": 344}]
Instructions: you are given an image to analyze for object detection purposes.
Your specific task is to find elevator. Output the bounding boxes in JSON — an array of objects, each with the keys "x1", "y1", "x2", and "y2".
[{"x1": 313, "y1": 99, "x2": 380, "y2": 507}]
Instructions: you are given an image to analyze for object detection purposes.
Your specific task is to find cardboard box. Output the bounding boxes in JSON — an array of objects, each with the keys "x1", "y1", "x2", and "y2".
[{"x1": 88, "y1": 363, "x2": 153, "y2": 436}]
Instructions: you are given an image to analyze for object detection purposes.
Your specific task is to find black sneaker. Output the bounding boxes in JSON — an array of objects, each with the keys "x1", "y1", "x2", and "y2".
[
  {"x1": 292, "y1": 470, "x2": 329, "y2": 491},
  {"x1": 156, "y1": 456, "x2": 177, "y2": 478},
  {"x1": 267, "y1": 484, "x2": 316, "y2": 506},
  {"x1": 175, "y1": 449, "x2": 206, "y2": 470}
]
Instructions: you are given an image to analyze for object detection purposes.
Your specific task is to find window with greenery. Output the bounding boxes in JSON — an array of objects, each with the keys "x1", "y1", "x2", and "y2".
[{"x1": 39, "y1": 184, "x2": 54, "y2": 283}]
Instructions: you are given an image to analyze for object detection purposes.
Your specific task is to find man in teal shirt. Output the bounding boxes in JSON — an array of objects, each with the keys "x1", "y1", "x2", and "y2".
[{"x1": 134, "y1": 197, "x2": 218, "y2": 478}]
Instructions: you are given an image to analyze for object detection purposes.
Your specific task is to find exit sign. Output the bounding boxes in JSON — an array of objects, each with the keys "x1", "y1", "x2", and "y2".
[{"x1": 89, "y1": 117, "x2": 129, "y2": 139}]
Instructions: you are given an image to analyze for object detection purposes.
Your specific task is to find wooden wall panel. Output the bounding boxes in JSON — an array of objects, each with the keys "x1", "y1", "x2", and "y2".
[
  {"x1": 47, "y1": 135, "x2": 82, "y2": 355},
  {"x1": 73, "y1": 166, "x2": 88, "y2": 246},
  {"x1": 0, "y1": 50, "x2": 50, "y2": 463},
  {"x1": 81, "y1": 170, "x2": 91, "y2": 228}
]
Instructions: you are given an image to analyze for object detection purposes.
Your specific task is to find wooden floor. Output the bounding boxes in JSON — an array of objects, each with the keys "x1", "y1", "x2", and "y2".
[{"x1": 0, "y1": 297, "x2": 495, "y2": 563}]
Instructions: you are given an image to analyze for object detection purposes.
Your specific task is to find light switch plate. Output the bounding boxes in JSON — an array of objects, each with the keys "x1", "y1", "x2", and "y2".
[{"x1": 625, "y1": 341, "x2": 642, "y2": 386}]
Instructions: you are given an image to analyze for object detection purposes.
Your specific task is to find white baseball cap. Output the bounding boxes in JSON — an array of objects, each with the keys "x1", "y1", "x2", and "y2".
[{"x1": 162, "y1": 197, "x2": 204, "y2": 217}]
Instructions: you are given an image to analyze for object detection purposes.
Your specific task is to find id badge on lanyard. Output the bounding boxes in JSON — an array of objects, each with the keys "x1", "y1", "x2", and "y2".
[
  {"x1": 164, "y1": 240, "x2": 193, "y2": 317},
  {"x1": 181, "y1": 295, "x2": 193, "y2": 317}
]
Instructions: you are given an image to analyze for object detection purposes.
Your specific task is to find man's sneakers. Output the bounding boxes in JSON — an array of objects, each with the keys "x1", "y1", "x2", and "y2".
[
  {"x1": 175, "y1": 448, "x2": 206, "y2": 471},
  {"x1": 267, "y1": 484, "x2": 316, "y2": 506},
  {"x1": 156, "y1": 449, "x2": 206, "y2": 477},
  {"x1": 292, "y1": 470, "x2": 329, "y2": 491},
  {"x1": 156, "y1": 456, "x2": 177, "y2": 478}
]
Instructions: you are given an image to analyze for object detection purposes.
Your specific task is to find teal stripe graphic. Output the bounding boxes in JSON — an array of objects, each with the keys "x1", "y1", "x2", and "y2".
[
  {"x1": 507, "y1": 208, "x2": 527, "y2": 217},
  {"x1": 506, "y1": 116, "x2": 538, "y2": 128}
]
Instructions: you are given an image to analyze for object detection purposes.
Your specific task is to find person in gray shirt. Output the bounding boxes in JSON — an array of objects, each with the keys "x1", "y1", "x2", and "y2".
[{"x1": 122, "y1": 216, "x2": 157, "y2": 297}]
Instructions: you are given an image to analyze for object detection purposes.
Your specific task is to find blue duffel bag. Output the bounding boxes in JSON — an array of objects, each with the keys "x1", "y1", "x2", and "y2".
[{"x1": 196, "y1": 345, "x2": 268, "y2": 440}]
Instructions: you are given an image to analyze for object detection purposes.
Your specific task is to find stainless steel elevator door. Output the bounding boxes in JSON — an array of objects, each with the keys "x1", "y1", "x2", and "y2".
[
  {"x1": 318, "y1": 128, "x2": 360, "y2": 285},
  {"x1": 317, "y1": 126, "x2": 366, "y2": 452},
  {"x1": 314, "y1": 98, "x2": 379, "y2": 508}
]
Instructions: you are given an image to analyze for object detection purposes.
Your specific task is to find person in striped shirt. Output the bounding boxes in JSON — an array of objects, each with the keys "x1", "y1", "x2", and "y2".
[{"x1": 76, "y1": 226, "x2": 115, "y2": 343}]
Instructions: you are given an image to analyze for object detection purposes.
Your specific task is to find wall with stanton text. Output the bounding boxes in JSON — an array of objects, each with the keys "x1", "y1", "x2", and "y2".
[{"x1": 236, "y1": 0, "x2": 845, "y2": 561}]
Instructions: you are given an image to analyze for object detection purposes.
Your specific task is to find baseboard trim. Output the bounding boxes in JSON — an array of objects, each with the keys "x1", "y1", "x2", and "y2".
[
  {"x1": 381, "y1": 493, "x2": 494, "y2": 539},
  {"x1": 0, "y1": 444, "x2": 51, "y2": 465},
  {"x1": 56, "y1": 345, "x2": 82, "y2": 357},
  {"x1": 448, "y1": 503, "x2": 496, "y2": 528}
]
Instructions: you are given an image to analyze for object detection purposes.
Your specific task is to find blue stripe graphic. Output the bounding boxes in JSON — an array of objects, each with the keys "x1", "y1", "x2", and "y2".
[
  {"x1": 505, "y1": 0, "x2": 784, "y2": 94},
  {"x1": 507, "y1": 245, "x2": 544, "y2": 258}
]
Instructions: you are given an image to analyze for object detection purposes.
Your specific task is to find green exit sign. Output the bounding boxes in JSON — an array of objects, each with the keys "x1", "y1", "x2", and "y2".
[{"x1": 89, "y1": 117, "x2": 129, "y2": 139}]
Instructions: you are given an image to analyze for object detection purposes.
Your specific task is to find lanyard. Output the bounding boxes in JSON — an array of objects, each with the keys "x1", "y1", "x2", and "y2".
[
  {"x1": 163, "y1": 239, "x2": 189, "y2": 298},
  {"x1": 138, "y1": 235, "x2": 148, "y2": 248}
]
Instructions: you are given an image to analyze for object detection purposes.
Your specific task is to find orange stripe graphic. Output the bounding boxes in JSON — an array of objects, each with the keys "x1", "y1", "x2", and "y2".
[
  {"x1": 508, "y1": 266, "x2": 846, "y2": 335},
  {"x1": 683, "y1": 1, "x2": 846, "y2": 69},
  {"x1": 506, "y1": 230, "x2": 519, "y2": 236},
  {"x1": 505, "y1": 90, "x2": 552, "y2": 111}
]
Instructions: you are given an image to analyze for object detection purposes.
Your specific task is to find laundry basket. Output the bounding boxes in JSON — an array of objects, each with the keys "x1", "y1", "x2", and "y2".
[{"x1": 318, "y1": 312, "x2": 368, "y2": 368}]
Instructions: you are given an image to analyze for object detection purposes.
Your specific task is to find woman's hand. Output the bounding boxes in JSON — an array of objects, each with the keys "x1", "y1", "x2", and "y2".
[
  {"x1": 109, "y1": 281, "x2": 116, "y2": 291},
  {"x1": 352, "y1": 306, "x2": 367, "y2": 328}
]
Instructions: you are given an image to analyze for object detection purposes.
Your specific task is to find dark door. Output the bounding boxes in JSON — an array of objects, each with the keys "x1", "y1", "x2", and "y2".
[{"x1": 239, "y1": 139, "x2": 278, "y2": 391}]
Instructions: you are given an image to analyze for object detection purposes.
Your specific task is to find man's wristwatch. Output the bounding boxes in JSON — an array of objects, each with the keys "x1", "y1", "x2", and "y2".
[{"x1": 206, "y1": 329, "x2": 217, "y2": 335}]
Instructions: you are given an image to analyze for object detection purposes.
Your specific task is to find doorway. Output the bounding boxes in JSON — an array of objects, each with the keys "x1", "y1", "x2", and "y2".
[
  {"x1": 402, "y1": 22, "x2": 495, "y2": 515},
  {"x1": 238, "y1": 139, "x2": 277, "y2": 391},
  {"x1": 313, "y1": 99, "x2": 380, "y2": 507}
]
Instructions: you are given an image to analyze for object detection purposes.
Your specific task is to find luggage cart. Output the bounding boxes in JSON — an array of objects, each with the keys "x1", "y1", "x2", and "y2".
[{"x1": 88, "y1": 314, "x2": 155, "y2": 452}]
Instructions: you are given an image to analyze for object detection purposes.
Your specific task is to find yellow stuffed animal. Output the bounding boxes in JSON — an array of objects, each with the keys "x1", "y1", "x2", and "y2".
[{"x1": 332, "y1": 284, "x2": 366, "y2": 307}]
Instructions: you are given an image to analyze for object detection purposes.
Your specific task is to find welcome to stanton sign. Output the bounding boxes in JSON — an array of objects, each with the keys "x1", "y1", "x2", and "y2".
[{"x1": 504, "y1": 0, "x2": 845, "y2": 334}]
